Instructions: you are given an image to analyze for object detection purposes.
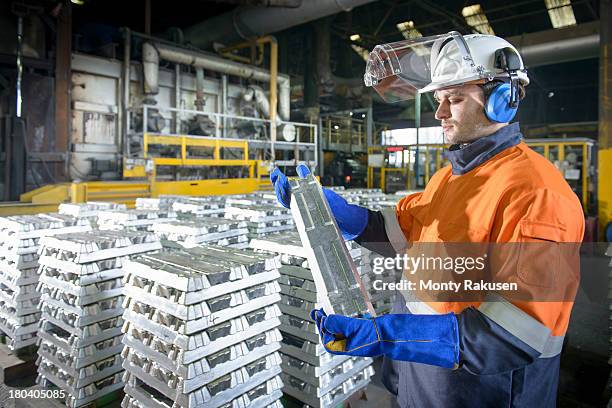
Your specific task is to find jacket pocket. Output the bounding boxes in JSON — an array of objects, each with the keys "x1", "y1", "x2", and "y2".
[{"x1": 517, "y1": 220, "x2": 563, "y2": 288}]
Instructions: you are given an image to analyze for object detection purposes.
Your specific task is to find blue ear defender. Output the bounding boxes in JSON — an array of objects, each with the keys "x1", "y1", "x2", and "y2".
[
  {"x1": 486, "y1": 46, "x2": 524, "y2": 123},
  {"x1": 485, "y1": 82, "x2": 518, "y2": 123}
]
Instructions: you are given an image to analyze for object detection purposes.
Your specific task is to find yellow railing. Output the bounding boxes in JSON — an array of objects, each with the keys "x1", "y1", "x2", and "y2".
[{"x1": 127, "y1": 133, "x2": 260, "y2": 180}]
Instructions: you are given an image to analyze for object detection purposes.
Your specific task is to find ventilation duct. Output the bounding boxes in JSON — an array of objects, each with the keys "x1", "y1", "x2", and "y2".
[
  {"x1": 507, "y1": 22, "x2": 599, "y2": 68},
  {"x1": 182, "y1": 0, "x2": 378, "y2": 49}
]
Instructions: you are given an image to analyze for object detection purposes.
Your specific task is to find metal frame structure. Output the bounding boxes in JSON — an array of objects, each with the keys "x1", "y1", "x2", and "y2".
[{"x1": 138, "y1": 105, "x2": 318, "y2": 168}]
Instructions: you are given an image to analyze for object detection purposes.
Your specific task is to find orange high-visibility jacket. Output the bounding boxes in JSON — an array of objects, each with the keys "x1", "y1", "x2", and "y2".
[
  {"x1": 358, "y1": 122, "x2": 584, "y2": 407},
  {"x1": 390, "y1": 139, "x2": 584, "y2": 340}
]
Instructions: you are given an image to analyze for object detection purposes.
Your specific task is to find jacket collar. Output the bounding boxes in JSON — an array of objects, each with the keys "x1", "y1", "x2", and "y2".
[{"x1": 445, "y1": 122, "x2": 523, "y2": 175}]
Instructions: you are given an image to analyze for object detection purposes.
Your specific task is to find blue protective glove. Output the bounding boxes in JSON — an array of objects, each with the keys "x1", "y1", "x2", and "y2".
[
  {"x1": 270, "y1": 165, "x2": 369, "y2": 240},
  {"x1": 310, "y1": 309, "x2": 459, "y2": 369}
]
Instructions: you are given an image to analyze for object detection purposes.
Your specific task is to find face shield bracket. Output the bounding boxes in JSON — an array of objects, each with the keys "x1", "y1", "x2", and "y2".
[{"x1": 494, "y1": 47, "x2": 523, "y2": 108}]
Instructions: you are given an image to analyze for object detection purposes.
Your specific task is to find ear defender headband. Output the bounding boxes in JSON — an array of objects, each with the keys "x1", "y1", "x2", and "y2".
[{"x1": 484, "y1": 47, "x2": 522, "y2": 123}]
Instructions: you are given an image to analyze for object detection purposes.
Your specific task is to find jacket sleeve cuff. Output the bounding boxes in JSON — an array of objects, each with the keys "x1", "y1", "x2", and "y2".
[{"x1": 355, "y1": 209, "x2": 397, "y2": 257}]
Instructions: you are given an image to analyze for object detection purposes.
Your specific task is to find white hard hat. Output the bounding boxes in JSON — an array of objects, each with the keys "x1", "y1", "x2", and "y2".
[{"x1": 364, "y1": 31, "x2": 529, "y2": 103}]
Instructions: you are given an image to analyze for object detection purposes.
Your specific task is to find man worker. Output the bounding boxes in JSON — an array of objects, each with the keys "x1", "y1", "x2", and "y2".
[{"x1": 271, "y1": 32, "x2": 584, "y2": 407}]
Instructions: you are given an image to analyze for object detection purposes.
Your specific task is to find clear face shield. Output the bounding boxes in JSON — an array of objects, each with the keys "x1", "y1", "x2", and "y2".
[{"x1": 364, "y1": 31, "x2": 493, "y2": 103}]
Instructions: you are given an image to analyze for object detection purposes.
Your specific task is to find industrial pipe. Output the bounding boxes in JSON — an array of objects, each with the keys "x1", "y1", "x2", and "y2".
[
  {"x1": 182, "y1": 0, "x2": 377, "y2": 49},
  {"x1": 144, "y1": 41, "x2": 290, "y2": 120},
  {"x1": 209, "y1": 0, "x2": 303, "y2": 6},
  {"x1": 16, "y1": 16, "x2": 23, "y2": 117},
  {"x1": 122, "y1": 27, "x2": 131, "y2": 157},
  {"x1": 142, "y1": 42, "x2": 159, "y2": 97},
  {"x1": 244, "y1": 85, "x2": 297, "y2": 142},
  {"x1": 511, "y1": 34, "x2": 599, "y2": 68},
  {"x1": 507, "y1": 22, "x2": 600, "y2": 68},
  {"x1": 195, "y1": 67, "x2": 205, "y2": 110}
]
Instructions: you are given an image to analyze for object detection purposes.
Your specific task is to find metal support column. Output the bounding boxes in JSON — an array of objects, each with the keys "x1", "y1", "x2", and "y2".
[
  {"x1": 366, "y1": 102, "x2": 373, "y2": 147},
  {"x1": 122, "y1": 28, "x2": 131, "y2": 160},
  {"x1": 55, "y1": 2, "x2": 71, "y2": 180},
  {"x1": 8, "y1": 119, "x2": 25, "y2": 200},
  {"x1": 222, "y1": 75, "x2": 228, "y2": 138},
  {"x1": 414, "y1": 93, "x2": 421, "y2": 188},
  {"x1": 174, "y1": 65, "x2": 180, "y2": 134},
  {"x1": 599, "y1": 0, "x2": 612, "y2": 239},
  {"x1": 600, "y1": 0, "x2": 612, "y2": 149}
]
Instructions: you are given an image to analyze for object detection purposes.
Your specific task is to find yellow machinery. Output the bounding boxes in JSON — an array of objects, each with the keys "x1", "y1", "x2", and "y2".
[
  {"x1": 368, "y1": 138, "x2": 597, "y2": 214},
  {"x1": 599, "y1": 148, "x2": 612, "y2": 240},
  {"x1": 1, "y1": 135, "x2": 269, "y2": 216},
  {"x1": 367, "y1": 144, "x2": 448, "y2": 192},
  {"x1": 126, "y1": 132, "x2": 266, "y2": 196}
]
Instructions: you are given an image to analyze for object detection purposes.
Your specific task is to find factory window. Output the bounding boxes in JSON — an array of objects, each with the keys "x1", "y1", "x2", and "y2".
[
  {"x1": 396, "y1": 21, "x2": 423, "y2": 40},
  {"x1": 382, "y1": 127, "x2": 444, "y2": 145},
  {"x1": 461, "y1": 4, "x2": 495, "y2": 35},
  {"x1": 544, "y1": 0, "x2": 577, "y2": 28}
]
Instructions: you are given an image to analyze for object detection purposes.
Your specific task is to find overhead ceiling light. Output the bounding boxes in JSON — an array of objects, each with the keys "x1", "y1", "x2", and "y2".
[
  {"x1": 544, "y1": 0, "x2": 576, "y2": 28},
  {"x1": 71, "y1": 0, "x2": 86, "y2": 4},
  {"x1": 396, "y1": 21, "x2": 422, "y2": 40},
  {"x1": 350, "y1": 34, "x2": 361, "y2": 42},
  {"x1": 461, "y1": 4, "x2": 495, "y2": 35}
]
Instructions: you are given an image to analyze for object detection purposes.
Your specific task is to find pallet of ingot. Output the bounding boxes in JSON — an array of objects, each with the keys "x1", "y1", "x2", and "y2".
[
  {"x1": 97, "y1": 209, "x2": 178, "y2": 231},
  {"x1": 245, "y1": 219, "x2": 295, "y2": 238},
  {"x1": 249, "y1": 231, "x2": 375, "y2": 408},
  {"x1": 0, "y1": 213, "x2": 91, "y2": 349},
  {"x1": 39, "y1": 231, "x2": 161, "y2": 264},
  {"x1": 122, "y1": 272, "x2": 280, "y2": 332},
  {"x1": 173, "y1": 197, "x2": 226, "y2": 218},
  {"x1": 135, "y1": 196, "x2": 186, "y2": 211},
  {"x1": 122, "y1": 368, "x2": 284, "y2": 408},
  {"x1": 121, "y1": 245, "x2": 284, "y2": 408},
  {"x1": 282, "y1": 365, "x2": 375, "y2": 408},
  {"x1": 224, "y1": 194, "x2": 278, "y2": 207},
  {"x1": 224, "y1": 203, "x2": 294, "y2": 239},
  {"x1": 36, "y1": 230, "x2": 161, "y2": 408},
  {"x1": 58, "y1": 202, "x2": 127, "y2": 220},
  {"x1": 152, "y1": 218, "x2": 249, "y2": 249},
  {"x1": 281, "y1": 356, "x2": 373, "y2": 398},
  {"x1": 224, "y1": 204, "x2": 291, "y2": 224}
]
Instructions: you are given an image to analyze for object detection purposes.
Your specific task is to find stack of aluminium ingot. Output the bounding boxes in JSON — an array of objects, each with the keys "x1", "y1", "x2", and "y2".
[
  {"x1": 224, "y1": 203, "x2": 294, "y2": 240},
  {"x1": 97, "y1": 209, "x2": 178, "y2": 231},
  {"x1": 59, "y1": 202, "x2": 127, "y2": 220},
  {"x1": 337, "y1": 188, "x2": 400, "y2": 210},
  {"x1": 224, "y1": 194, "x2": 278, "y2": 207},
  {"x1": 173, "y1": 197, "x2": 226, "y2": 218},
  {"x1": 135, "y1": 197, "x2": 182, "y2": 211},
  {"x1": 120, "y1": 245, "x2": 284, "y2": 408},
  {"x1": 0, "y1": 213, "x2": 91, "y2": 350},
  {"x1": 35, "y1": 230, "x2": 161, "y2": 407},
  {"x1": 250, "y1": 232, "x2": 374, "y2": 408},
  {"x1": 152, "y1": 218, "x2": 250, "y2": 249}
]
